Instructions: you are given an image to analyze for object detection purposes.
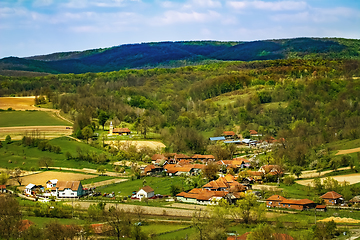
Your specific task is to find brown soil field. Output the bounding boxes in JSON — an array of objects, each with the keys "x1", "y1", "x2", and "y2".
[
  {"x1": 336, "y1": 147, "x2": 360, "y2": 155},
  {"x1": 10, "y1": 171, "x2": 96, "y2": 191},
  {"x1": 106, "y1": 140, "x2": 166, "y2": 151},
  {"x1": 0, "y1": 97, "x2": 38, "y2": 110},
  {"x1": 296, "y1": 172, "x2": 360, "y2": 186},
  {"x1": 0, "y1": 126, "x2": 72, "y2": 140},
  {"x1": 293, "y1": 167, "x2": 350, "y2": 179}
]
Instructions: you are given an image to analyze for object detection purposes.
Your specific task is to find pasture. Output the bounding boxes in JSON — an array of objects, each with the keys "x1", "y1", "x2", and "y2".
[
  {"x1": 106, "y1": 140, "x2": 166, "y2": 151},
  {"x1": 0, "y1": 137, "x2": 109, "y2": 170},
  {"x1": 0, "y1": 111, "x2": 71, "y2": 127}
]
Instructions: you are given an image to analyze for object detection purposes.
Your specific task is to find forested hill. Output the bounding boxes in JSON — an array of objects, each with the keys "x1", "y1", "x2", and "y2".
[{"x1": 0, "y1": 38, "x2": 359, "y2": 75}]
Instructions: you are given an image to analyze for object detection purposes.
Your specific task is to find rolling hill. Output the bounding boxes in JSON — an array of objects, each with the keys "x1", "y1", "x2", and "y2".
[{"x1": 0, "y1": 38, "x2": 359, "y2": 75}]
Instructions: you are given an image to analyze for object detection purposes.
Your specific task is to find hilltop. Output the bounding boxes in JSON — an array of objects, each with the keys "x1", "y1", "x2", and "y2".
[{"x1": 0, "y1": 38, "x2": 359, "y2": 75}]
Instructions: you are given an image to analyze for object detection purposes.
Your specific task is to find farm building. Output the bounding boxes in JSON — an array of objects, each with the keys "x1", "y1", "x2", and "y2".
[
  {"x1": 46, "y1": 179, "x2": 58, "y2": 188},
  {"x1": 266, "y1": 195, "x2": 316, "y2": 211},
  {"x1": 136, "y1": 186, "x2": 154, "y2": 200},
  {"x1": 53, "y1": 181, "x2": 84, "y2": 198},
  {"x1": 112, "y1": 128, "x2": 131, "y2": 135},
  {"x1": 320, "y1": 191, "x2": 343, "y2": 205}
]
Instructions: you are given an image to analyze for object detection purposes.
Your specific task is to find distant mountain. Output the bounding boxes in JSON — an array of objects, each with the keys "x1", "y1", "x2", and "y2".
[{"x1": 0, "y1": 38, "x2": 359, "y2": 75}]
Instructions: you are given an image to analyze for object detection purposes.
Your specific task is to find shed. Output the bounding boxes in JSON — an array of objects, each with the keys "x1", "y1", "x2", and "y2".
[{"x1": 136, "y1": 186, "x2": 154, "y2": 199}]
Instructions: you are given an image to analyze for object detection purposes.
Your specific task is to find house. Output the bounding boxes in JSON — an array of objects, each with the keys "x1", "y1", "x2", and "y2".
[
  {"x1": 249, "y1": 130, "x2": 260, "y2": 136},
  {"x1": 350, "y1": 196, "x2": 360, "y2": 204},
  {"x1": 25, "y1": 183, "x2": 36, "y2": 195},
  {"x1": 176, "y1": 188, "x2": 228, "y2": 205},
  {"x1": 192, "y1": 154, "x2": 215, "y2": 163},
  {"x1": 203, "y1": 174, "x2": 247, "y2": 192},
  {"x1": 46, "y1": 179, "x2": 58, "y2": 188},
  {"x1": 136, "y1": 186, "x2": 154, "y2": 200},
  {"x1": 54, "y1": 181, "x2": 83, "y2": 198},
  {"x1": 266, "y1": 195, "x2": 287, "y2": 208},
  {"x1": 320, "y1": 191, "x2": 343, "y2": 205},
  {"x1": 258, "y1": 165, "x2": 283, "y2": 176},
  {"x1": 315, "y1": 205, "x2": 327, "y2": 212},
  {"x1": 143, "y1": 165, "x2": 163, "y2": 176},
  {"x1": 113, "y1": 128, "x2": 131, "y2": 135},
  {"x1": 0, "y1": 184, "x2": 6, "y2": 193},
  {"x1": 223, "y1": 131, "x2": 236, "y2": 139},
  {"x1": 266, "y1": 195, "x2": 315, "y2": 211}
]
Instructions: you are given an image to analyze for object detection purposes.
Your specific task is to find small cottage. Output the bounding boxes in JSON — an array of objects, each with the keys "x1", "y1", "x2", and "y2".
[
  {"x1": 136, "y1": 186, "x2": 154, "y2": 200},
  {"x1": 320, "y1": 191, "x2": 343, "y2": 205}
]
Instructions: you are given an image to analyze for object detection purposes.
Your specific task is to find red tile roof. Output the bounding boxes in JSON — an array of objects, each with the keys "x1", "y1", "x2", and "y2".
[
  {"x1": 249, "y1": 130, "x2": 258, "y2": 135},
  {"x1": 140, "y1": 186, "x2": 154, "y2": 193},
  {"x1": 56, "y1": 181, "x2": 81, "y2": 191},
  {"x1": 113, "y1": 128, "x2": 131, "y2": 133},
  {"x1": 281, "y1": 198, "x2": 314, "y2": 205},
  {"x1": 223, "y1": 131, "x2": 235, "y2": 136},
  {"x1": 316, "y1": 205, "x2": 327, "y2": 209},
  {"x1": 320, "y1": 191, "x2": 343, "y2": 200},
  {"x1": 151, "y1": 154, "x2": 166, "y2": 161},
  {"x1": 266, "y1": 195, "x2": 286, "y2": 202}
]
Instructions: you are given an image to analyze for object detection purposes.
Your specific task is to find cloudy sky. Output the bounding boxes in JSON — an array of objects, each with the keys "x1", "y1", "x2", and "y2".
[{"x1": 0, "y1": 0, "x2": 359, "y2": 58}]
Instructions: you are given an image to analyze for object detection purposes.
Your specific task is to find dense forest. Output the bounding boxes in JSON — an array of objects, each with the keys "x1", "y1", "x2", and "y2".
[
  {"x1": 1, "y1": 58, "x2": 360, "y2": 172},
  {"x1": 0, "y1": 38, "x2": 360, "y2": 75}
]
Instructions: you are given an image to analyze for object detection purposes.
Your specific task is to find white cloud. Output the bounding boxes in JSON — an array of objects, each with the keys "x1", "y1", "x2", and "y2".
[
  {"x1": 227, "y1": 1, "x2": 307, "y2": 11},
  {"x1": 190, "y1": 0, "x2": 222, "y2": 8},
  {"x1": 33, "y1": 0, "x2": 53, "y2": 7},
  {"x1": 152, "y1": 10, "x2": 221, "y2": 25},
  {"x1": 271, "y1": 7, "x2": 360, "y2": 23}
]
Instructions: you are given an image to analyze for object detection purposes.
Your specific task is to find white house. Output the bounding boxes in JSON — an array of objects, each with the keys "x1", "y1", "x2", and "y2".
[
  {"x1": 53, "y1": 181, "x2": 83, "y2": 198},
  {"x1": 46, "y1": 179, "x2": 58, "y2": 188},
  {"x1": 136, "y1": 186, "x2": 154, "y2": 200},
  {"x1": 25, "y1": 183, "x2": 36, "y2": 195}
]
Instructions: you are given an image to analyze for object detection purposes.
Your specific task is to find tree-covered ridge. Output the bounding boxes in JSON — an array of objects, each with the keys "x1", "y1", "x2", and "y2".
[
  {"x1": 1, "y1": 38, "x2": 359, "y2": 75},
  {"x1": 1, "y1": 59, "x2": 360, "y2": 167}
]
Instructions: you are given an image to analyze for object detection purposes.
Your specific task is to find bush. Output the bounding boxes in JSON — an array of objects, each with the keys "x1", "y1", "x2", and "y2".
[{"x1": 282, "y1": 175, "x2": 295, "y2": 185}]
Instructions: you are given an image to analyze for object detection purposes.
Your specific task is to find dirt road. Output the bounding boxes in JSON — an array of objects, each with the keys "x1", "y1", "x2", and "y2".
[
  {"x1": 336, "y1": 147, "x2": 360, "y2": 155},
  {"x1": 297, "y1": 172, "x2": 360, "y2": 186}
]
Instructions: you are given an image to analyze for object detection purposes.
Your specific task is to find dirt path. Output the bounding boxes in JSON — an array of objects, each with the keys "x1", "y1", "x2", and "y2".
[
  {"x1": 83, "y1": 178, "x2": 128, "y2": 188},
  {"x1": 297, "y1": 172, "x2": 360, "y2": 186},
  {"x1": 336, "y1": 147, "x2": 360, "y2": 155},
  {"x1": 298, "y1": 167, "x2": 350, "y2": 179}
]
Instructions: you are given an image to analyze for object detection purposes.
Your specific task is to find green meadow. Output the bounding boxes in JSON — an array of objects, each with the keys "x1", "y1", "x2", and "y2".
[
  {"x1": 0, "y1": 111, "x2": 71, "y2": 127},
  {"x1": 0, "y1": 137, "x2": 109, "y2": 170}
]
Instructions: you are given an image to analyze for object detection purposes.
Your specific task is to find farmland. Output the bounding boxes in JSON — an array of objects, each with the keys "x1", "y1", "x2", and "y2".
[{"x1": 0, "y1": 111, "x2": 71, "y2": 127}]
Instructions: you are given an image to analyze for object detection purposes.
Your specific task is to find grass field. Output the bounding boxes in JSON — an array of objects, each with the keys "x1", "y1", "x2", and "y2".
[
  {"x1": 80, "y1": 176, "x2": 116, "y2": 185},
  {"x1": 25, "y1": 216, "x2": 87, "y2": 227},
  {"x1": 0, "y1": 111, "x2": 71, "y2": 127},
  {"x1": 0, "y1": 138, "x2": 109, "y2": 170},
  {"x1": 98, "y1": 176, "x2": 184, "y2": 197}
]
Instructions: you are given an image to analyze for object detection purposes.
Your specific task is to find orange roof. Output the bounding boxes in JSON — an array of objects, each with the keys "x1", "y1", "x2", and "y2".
[
  {"x1": 140, "y1": 186, "x2": 154, "y2": 193},
  {"x1": 151, "y1": 154, "x2": 166, "y2": 161},
  {"x1": 320, "y1": 191, "x2": 343, "y2": 200},
  {"x1": 178, "y1": 160, "x2": 193, "y2": 166},
  {"x1": 223, "y1": 131, "x2": 235, "y2": 136},
  {"x1": 56, "y1": 181, "x2": 81, "y2": 191},
  {"x1": 192, "y1": 154, "x2": 215, "y2": 159},
  {"x1": 174, "y1": 153, "x2": 190, "y2": 159},
  {"x1": 113, "y1": 128, "x2": 131, "y2": 133},
  {"x1": 266, "y1": 195, "x2": 286, "y2": 202},
  {"x1": 249, "y1": 130, "x2": 258, "y2": 135},
  {"x1": 176, "y1": 192, "x2": 187, "y2": 197},
  {"x1": 316, "y1": 205, "x2": 327, "y2": 209},
  {"x1": 281, "y1": 198, "x2": 314, "y2": 205},
  {"x1": 188, "y1": 188, "x2": 203, "y2": 194},
  {"x1": 273, "y1": 233, "x2": 294, "y2": 240},
  {"x1": 247, "y1": 171, "x2": 263, "y2": 176},
  {"x1": 224, "y1": 174, "x2": 236, "y2": 182}
]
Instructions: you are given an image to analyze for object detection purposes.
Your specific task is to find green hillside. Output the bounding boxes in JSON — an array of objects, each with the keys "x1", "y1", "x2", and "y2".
[
  {"x1": 1, "y1": 38, "x2": 360, "y2": 75},
  {"x1": 0, "y1": 111, "x2": 71, "y2": 127}
]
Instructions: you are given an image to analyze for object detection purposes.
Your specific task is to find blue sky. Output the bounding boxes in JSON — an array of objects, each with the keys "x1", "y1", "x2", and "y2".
[{"x1": 0, "y1": 0, "x2": 359, "y2": 58}]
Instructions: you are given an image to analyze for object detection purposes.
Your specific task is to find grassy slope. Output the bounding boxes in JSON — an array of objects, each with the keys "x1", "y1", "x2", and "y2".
[
  {"x1": 0, "y1": 137, "x2": 108, "y2": 170},
  {"x1": 98, "y1": 176, "x2": 184, "y2": 197},
  {"x1": 0, "y1": 111, "x2": 71, "y2": 127}
]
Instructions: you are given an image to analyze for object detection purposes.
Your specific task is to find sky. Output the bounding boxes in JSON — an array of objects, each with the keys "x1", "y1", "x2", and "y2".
[{"x1": 0, "y1": 0, "x2": 359, "y2": 59}]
